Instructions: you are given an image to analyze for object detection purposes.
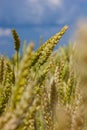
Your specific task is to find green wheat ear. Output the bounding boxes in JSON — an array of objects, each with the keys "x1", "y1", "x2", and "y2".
[
  {"x1": 12, "y1": 43, "x2": 34, "y2": 109},
  {"x1": 12, "y1": 29, "x2": 21, "y2": 71},
  {"x1": 0, "y1": 56, "x2": 4, "y2": 84},
  {"x1": 12, "y1": 29, "x2": 20, "y2": 52}
]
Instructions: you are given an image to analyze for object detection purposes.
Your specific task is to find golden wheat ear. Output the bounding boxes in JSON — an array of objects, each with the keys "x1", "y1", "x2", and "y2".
[
  {"x1": 0, "y1": 56, "x2": 15, "y2": 115},
  {"x1": 31, "y1": 26, "x2": 68, "y2": 70}
]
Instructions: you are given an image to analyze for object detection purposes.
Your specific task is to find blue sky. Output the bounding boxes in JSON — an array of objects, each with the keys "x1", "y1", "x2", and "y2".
[{"x1": 0, "y1": 0, "x2": 87, "y2": 56}]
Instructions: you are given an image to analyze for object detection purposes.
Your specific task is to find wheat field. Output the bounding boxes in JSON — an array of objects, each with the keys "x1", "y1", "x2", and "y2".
[{"x1": 0, "y1": 25, "x2": 87, "y2": 130}]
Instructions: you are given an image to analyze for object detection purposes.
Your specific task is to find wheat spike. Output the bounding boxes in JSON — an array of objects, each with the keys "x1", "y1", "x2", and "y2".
[{"x1": 0, "y1": 56, "x2": 14, "y2": 115}]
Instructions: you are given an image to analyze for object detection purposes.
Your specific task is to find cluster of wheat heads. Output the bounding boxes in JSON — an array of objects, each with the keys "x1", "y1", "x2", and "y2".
[{"x1": 0, "y1": 25, "x2": 86, "y2": 130}]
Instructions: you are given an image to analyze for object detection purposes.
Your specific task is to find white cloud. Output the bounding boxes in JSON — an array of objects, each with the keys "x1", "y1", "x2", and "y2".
[
  {"x1": 26, "y1": 0, "x2": 63, "y2": 15},
  {"x1": 46, "y1": 0, "x2": 62, "y2": 8},
  {"x1": 25, "y1": 0, "x2": 63, "y2": 23},
  {"x1": 0, "y1": 28, "x2": 11, "y2": 37},
  {"x1": 27, "y1": 0, "x2": 62, "y2": 8}
]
